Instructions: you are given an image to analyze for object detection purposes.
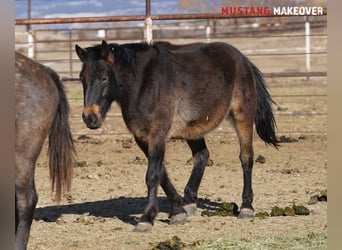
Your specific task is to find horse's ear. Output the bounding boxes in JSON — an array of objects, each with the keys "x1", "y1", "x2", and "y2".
[
  {"x1": 101, "y1": 40, "x2": 114, "y2": 65},
  {"x1": 75, "y1": 44, "x2": 86, "y2": 62}
]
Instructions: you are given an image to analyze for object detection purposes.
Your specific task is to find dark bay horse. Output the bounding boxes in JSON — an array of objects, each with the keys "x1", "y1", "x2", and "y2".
[
  {"x1": 15, "y1": 52, "x2": 75, "y2": 250},
  {"x1": 75, "y1": 40, "x2": 278, "y2": 232}
]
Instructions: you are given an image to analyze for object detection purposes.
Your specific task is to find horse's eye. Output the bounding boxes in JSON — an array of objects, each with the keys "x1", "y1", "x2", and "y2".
[{"x1": 102, "y1": 76, "x2": 109, "y2": 83}]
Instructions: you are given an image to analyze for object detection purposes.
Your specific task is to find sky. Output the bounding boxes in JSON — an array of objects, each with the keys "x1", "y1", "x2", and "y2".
[
  {"x1": 15, "y1": 0, "x2": 222, "y2": 29},
  {"x1": 15, "y1": 0, "x2": 327, "y2": 20},
  {"x1": 15, "y1": 0, "x2": 221, "y2": 19}
]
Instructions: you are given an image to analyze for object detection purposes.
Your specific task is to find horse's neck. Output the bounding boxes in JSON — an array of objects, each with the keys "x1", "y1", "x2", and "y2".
[
  {"x1": 114, "y1": 44, "x2": 162, "y2": 111},
  {"x1": 114, "y1": 46, "x2": 157, "y2": 101},
  {"x1": 113, "y1": 67, "x2": 139, "y2": 121}
]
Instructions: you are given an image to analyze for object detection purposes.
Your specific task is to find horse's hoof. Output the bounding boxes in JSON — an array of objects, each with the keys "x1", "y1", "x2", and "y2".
[
  {"x1": 133, "y1": 222, "x2": 152, "y2": 232},
  {"x1": 170, "y1": 213, "x2": 187, "y2": 225},
  {"x1": 238, "y1": 208, "x2": 255, "y2": 219},
  {"x1": 183, "y1": 203, "x2": 197, "y2": 216}
]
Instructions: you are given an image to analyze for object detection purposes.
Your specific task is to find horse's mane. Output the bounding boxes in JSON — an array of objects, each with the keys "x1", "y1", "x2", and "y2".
[
  {"x1": 112, "y1": 42, "x2": 167, "y2": 69},
  {"x1": 83, "y1": 42, "x2": 166, "y2": 73}
]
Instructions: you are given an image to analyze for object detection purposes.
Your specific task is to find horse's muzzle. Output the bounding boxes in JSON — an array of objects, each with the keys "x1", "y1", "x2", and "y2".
[{"x1": 82, "y1": 112, "x2": 101, "y2": 129}]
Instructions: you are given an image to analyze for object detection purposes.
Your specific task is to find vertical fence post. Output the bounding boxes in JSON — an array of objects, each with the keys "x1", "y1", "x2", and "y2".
[
  {"x1": 145, "y1": 17, "x2": 153, "y2": 44},
  {"x1": 27, "y1": 31, "x2": 34, "y2": 58},
  {"x1": 206, "y1": 19, "x2": 211, "y2": 42},
  {"x1": 27, "y1": 0, "x2": 31, "y2": 32},
  {"x1": 145, "y1": 0, "x2": 153, "y2": 44},
  {"x1": 69, "y1": 30, "x2": 73, "y2": 77},
  {"x1": 305, "y1": 17, "x2": 311, "y2": 80}
]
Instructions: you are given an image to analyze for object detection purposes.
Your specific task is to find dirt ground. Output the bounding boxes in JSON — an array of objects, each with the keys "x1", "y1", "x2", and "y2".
[
  {"x1": 26, "y1": 73, "x2": 327, "y2": 249},
  {"x1": 23, "y1": 30, "x2": 327, "y2": 249}
]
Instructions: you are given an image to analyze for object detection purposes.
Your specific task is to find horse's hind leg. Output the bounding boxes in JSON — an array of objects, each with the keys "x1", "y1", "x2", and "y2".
[
  {"x1": 15, "y1": 160, "x2": 38, "y2": 250},
  {"x1": 183, "y1": 138, "x2": 209, "y2": 215},
  {"x1": 231, "y1": 116, "x2": 255, "y2": 218}
]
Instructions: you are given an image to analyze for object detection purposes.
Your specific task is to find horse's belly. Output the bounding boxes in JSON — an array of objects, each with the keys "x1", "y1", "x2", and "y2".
[{"x1": 169, "y1": 108, "x2": 228, "y2": 139}]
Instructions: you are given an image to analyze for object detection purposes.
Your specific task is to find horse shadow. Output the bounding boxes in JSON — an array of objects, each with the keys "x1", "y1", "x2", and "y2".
[{"x1": 34, "y1": 197, "x2": 226, "y2": 226}]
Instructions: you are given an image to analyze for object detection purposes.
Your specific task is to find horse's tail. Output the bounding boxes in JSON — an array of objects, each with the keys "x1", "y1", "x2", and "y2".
[
  {"x1": 250, "y1": 62, "x2": 279, "y2": 149},
  {"x1": 48, "y1": 70, "x2": 75, "y2": 202}
]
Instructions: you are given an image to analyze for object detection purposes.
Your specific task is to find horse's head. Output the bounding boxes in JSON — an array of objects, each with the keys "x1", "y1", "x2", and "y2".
[{"x1": 75, "y1": 40, "x2": 118, "y2": 129}]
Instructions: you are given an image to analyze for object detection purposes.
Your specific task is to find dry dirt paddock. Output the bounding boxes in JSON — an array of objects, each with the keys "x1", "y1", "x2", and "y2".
[
  {"x1": 26, "y1": 33, "x2": 327, "y2": 249},
  {"x1": 26, "y1": 74, "x2": 327, "y2": 250}
]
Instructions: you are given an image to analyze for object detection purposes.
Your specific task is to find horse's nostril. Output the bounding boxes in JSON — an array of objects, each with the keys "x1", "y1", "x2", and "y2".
[
  {"x1": 82, "y1": 112, "x2": 90, "y2": 124},
  {"x1": 83, "y1": 112, "x2": 96, "y2": 123},
  {"x1": 88, "y1": 112, "x2": 97, "y2": 121},
  {"x1": 82, "y1": 112, "x2": 100, "y2": 129}
]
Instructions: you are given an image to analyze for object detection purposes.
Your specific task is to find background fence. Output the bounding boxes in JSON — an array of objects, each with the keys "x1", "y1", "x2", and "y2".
[{"x1": 15, "y1": 1, "x2": 327, "y2": 136}]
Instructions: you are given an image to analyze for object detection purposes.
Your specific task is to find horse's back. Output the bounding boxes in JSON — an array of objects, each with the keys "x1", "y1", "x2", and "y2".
[
  {"x1": 167, "y1": 42, "x2": 251, "y2": 88},
  {"x1": 15, "y1": 52, "x2": 59, "y2": 160},
  {"x1": 185, "y1": 42, "x2": 257, "y2": 114}
]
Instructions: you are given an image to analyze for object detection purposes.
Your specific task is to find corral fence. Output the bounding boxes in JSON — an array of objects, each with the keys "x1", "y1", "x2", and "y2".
[{"x1": 15, "y1": 0, "x2": 327, "y2": 136}]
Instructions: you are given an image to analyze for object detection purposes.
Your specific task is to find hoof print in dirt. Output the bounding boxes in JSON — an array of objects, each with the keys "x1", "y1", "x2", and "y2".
[{"x1": 153, "y1": 236, "x2": 186, "y2": 250}]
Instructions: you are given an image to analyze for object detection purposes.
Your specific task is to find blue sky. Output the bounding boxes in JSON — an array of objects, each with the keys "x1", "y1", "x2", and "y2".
[{"x1": 15, "y1": 0, "x2": 221, "y2": 19}]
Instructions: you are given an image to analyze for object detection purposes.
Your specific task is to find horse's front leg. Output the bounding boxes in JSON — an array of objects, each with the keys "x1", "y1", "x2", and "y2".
[
  {"x1": 134, "y1": 139, "x2": 165, "y2": 232},
  {"x1": 134, "y1": 136, "x2": 186, "y2": 227}
]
